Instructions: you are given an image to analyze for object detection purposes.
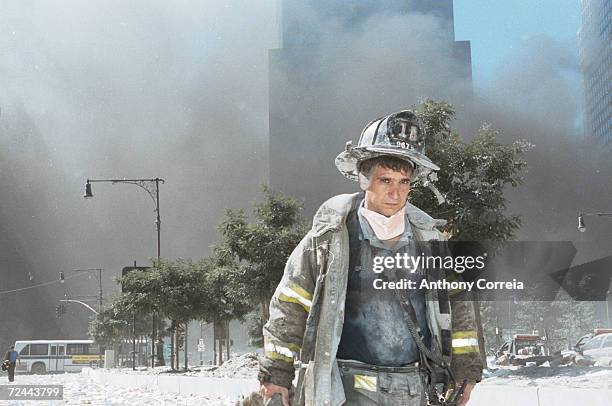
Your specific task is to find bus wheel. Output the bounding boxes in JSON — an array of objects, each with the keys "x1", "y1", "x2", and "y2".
[{"x1": 31, "y1": 363, "x2": 46, "y2": 374}]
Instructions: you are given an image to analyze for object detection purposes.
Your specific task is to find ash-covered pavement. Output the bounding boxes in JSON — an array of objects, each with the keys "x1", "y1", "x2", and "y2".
[
  {"x1": 0, "y1": 371, "x2": 239, "y2": 406},
  {"x1": 1, "y1": 353, "x2": 611, "y2": 405}
]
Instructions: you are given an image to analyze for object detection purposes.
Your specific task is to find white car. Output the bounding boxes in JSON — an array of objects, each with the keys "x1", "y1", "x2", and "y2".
[{"x1": 580, "y1": 332, "x2": 612, "y2": 366}]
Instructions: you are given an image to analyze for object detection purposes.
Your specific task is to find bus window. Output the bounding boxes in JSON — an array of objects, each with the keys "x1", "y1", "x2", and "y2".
[
  {"x1": 67, "y1": 344, "x2": 89, "y2": 355},
  {"x1": 51, "y1": 346, "x2": 56, "y2": 355},
  {"x1": 19, "y1": 345, "x2": 30, "y2": 356},
  {"x1": 30, "y1": 344, "x2": 49, "y2": 356}
]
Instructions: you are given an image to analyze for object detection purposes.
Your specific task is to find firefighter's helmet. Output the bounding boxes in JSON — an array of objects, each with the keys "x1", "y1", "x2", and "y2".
[{"x1": 335, "y1": 110, "x2": 439, "y2": 183}]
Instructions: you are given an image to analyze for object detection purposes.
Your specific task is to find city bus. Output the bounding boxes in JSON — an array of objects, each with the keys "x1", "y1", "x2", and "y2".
[{"x1": 13, "y1": 340, "x2": 102, "y2": 374}]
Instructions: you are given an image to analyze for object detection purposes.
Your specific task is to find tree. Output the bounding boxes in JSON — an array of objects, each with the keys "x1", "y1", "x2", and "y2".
[
  {"x1": 412, "y1": 100, "x2": 533, "y2": 241},
  {"x1": 411, "y1": 100, "x2": 533, "y2": 363},
  {"x1": 214, "y1": 187, "x2": 307, "y2": 344},
  {"x1": 89, "y1": 298, "x2": 156, "y2": 366},
  {"x1": 89, "y1": 304, "x2": 130, "y2": 349}
]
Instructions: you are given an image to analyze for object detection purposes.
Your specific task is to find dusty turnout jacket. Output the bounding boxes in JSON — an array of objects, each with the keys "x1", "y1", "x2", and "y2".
[{"x1": 259, "y1": 193, "x2": 483, "y2": 405}]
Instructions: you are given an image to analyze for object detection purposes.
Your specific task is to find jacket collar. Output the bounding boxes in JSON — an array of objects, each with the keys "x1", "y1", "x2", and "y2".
[{"x1": 311, "y1": 192, "x2": 445, "y2": 237}]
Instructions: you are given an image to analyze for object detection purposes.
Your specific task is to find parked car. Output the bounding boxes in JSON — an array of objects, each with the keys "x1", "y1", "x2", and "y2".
[
  {"x1": 578, "y1": 331, "x2": 612, "y2": 367},
  {"x1": 495, "y1": 334, "x2": 560, "y2": 366}
]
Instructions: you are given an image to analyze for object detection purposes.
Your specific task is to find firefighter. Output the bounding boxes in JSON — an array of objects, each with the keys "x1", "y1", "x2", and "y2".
[{"x1": 258, "y1": 110, "x2": 482, "y2": 405}]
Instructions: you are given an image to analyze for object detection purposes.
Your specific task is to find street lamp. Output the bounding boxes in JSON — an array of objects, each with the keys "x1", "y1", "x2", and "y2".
[
  {"x1": 577, "y1": 211, "x2": 612, "y2": 328},
  {"x1": 577, "y1": 211, "x2": 612, "y2": 232},
  {"x1": 84, "y1": 178, "x2": 163, "y2": 261},
  {"x1": 83, "y1": 177, "x2": 164, "y2": 368}
]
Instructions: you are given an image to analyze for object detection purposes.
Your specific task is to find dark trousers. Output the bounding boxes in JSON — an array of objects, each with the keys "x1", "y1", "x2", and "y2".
[
  {"x1": 338, "y1": 360, "x2": 427, "y2": 406},
  {"x1": 7, "y1": 362, "x2": 15, "y2": 382}
]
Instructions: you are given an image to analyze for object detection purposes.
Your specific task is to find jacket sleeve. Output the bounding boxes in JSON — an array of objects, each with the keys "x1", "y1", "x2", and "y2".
[
  {"x1": 449, "y1": 288, "x2": 484, "y2": 383},
  {"x1": 259, "y1": 231, "x2": 318, "y2": 389}
]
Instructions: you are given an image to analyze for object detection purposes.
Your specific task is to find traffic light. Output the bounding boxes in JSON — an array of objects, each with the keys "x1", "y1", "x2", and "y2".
[{"x1": 55, "y1": 304, "x2": 66, "y2": 318}]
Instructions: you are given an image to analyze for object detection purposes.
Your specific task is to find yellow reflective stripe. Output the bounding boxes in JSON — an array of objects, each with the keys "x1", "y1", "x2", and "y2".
[
  {"x1": 452, "y1": 331, "x2": 478, "y2": 340},
  {"x1": 446, "y1": 273, "x2": 464, "y2": 296},
  {"x1": 452, "y1": 346, "x2": 480, "y2": 355},
  {"x1": 354, "y1": 375, "x2": 377, "y2": 392},
  {"x1": 452, "y1": 338, "x2": 479, "y2": 347},
  {"x1": 265, "y1": 351, "x2": 293, "y2": 363},
  {"x1": 277, "y1": 293, "x2": 311, "y2": 312},
  {"x1": 265, "y1": 342, "x2": 300, "y2": 364},
  {"x1": 452, "y1": 331, "x2": 479, "y2": 354},
  {"x1": 289, "y1": 283, "x2": 312, "y2": 301},
  {"x1": 278, "y1": 283, "x2": 312, "y2": 312}
]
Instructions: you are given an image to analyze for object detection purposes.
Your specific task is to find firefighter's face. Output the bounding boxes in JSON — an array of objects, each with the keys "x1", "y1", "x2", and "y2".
[{"x1": 364, "y1": 165, "x2": 411, "y2": 217}]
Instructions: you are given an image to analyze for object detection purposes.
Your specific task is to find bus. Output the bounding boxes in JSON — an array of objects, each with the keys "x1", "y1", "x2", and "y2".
[{"x1": 14, "y1": 340, "x2": 102, "y2": 374}]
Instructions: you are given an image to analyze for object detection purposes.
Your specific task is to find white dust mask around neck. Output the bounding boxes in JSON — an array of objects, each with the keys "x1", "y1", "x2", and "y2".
[{"x1": 359, "y1": 203, "x2": 406, "y2": 240}]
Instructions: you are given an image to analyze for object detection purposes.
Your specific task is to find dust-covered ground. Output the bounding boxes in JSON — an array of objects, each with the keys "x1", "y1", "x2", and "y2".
[{"x1": 2, "y1": 353, "x2": 611, "y2": 405}]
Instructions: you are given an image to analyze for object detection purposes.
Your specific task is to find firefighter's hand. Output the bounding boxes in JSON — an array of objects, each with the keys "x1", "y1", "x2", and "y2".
[
  {"x1": 458, "y1": 383, "x2": 475, "y2": 406},
  {"x1": 260, "y1": 382, "x2": 290, "y2": 406}
]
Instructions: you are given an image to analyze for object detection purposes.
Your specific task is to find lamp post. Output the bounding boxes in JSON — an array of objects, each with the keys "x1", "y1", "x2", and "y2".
[
  {"x1": 59, "y1": 299, "x2": 99, "y2": 315},
  {"x1": 84, "y1": 177, "x2": 164, "y2": 368},
  {"x1": 577, "y1": 211, "x2": 612, "y2": 328},
  {"x1": 577, "y1": 211, "x2": 612, "y2": 232}
]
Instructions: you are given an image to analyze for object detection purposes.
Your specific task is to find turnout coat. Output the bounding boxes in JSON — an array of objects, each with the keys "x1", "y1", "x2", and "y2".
[{"x1": 259, "y1": 193, "x2": 483, "y2": 406}]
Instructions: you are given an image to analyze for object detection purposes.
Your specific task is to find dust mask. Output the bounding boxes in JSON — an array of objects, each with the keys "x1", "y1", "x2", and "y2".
[{"x1": 359, "y1": 203, "x2": 406, "y2": 240}]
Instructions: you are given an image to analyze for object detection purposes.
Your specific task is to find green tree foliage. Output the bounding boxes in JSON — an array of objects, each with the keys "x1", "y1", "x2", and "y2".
[
  {"x1": 88, "y1": 304, "x2": 130, "y2": 347},
  {"x1": 410, "y1": 100, "x2": 533, "y2": 363},
  {"x1": 215, "y1": 187, "x2": 307, "y2": 322},
  {"x1": 411, "y1": 100, "x2": 533, "y2": 241},
  {"x1": 511, "y1": 296, "x2": 601, "y2": 351}
]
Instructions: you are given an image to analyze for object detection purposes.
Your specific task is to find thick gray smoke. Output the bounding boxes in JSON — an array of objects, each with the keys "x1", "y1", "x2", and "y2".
[
  {"x1": 268, "y1": 3, "x2": 472, "y2": 211},
  {"x1": 0, "y1": 1, "x2": 605, "y2": 347},
  {"x1": 472, "y1": 35, "x2": 612, "y2": 264},
  {"x1": 0, "y1": 0, "x2": 277, "y2": 345}
]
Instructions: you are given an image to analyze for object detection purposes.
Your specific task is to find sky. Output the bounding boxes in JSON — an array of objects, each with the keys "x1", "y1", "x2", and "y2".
[{"x1": 454, "y1": 0, "x2": 582, "y2": 86}]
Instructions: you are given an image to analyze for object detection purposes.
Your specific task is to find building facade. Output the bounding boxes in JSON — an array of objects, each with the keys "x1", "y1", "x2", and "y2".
[
  {"x1": 578, "y1": 0, "x2": 612, "y2": 144},
  {"x1": 268, "y1": 0, "x2": 472, "y2": 213}
]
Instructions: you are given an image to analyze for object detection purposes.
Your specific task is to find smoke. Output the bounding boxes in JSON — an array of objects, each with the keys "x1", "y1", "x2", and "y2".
[
  {"x1": 470, "y1": 35, "x2": 612, "y2": 265},
  {"x1": 268, "y1": 3, "x2": 472, "y2": 209},
  {"x1": 0, "y1": 1, "x2": 606, "y2": 344},
  {"x1": 0, "y1": 0, "x2": 278, "y2": 343}
]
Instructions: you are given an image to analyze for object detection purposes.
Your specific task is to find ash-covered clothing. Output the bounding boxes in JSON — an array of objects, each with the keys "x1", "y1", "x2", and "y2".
[
  {"x1": 337, "y1": 204, "x2": 430, "y2": 366},
  {"x1": 338, "y1": 360, "x2": 426, "y2": 406},
  {"x1": 259, "y1": 193, "x2": 484, "y2": 406}
]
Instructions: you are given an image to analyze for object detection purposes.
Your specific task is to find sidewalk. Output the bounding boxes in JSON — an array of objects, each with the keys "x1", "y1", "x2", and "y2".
[{"x1": 83, "y1": 368, "x2": 259, "y2": 399}]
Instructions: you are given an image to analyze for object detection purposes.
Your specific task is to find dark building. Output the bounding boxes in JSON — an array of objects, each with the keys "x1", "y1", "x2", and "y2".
[
  {"x1": 269, "y1": 0, "x2": 472, "y2": 213},
  {"x1": 578, "y1": 0, "x2": 612, "y2": 144}
]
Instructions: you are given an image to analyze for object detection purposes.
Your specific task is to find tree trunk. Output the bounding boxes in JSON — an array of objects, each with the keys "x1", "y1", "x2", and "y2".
[
  {"x1": 170, "y1": 320, "x2": 175, "y2": 370},
  {"x1": 213, "y1": 323, "x2": 217, "y2": 366},
  {"x1": 474, "y1": 293, "x2": 487, "y2": 367},
  {"x1": 184, "y1": 323, "x2": 188, "y2": 370},
  {"x1": 156, "y1": 335, "x2": 165, "y2": 366},
  {"x1": 175, "y1": 327, "x2": 180, "y2": 370},
  {"x1": 226, "y1": 321, "x2": 230, "y2": 361},
  {"x1": 261, "y1": 297, "x2": 270, "y2": 321}
]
